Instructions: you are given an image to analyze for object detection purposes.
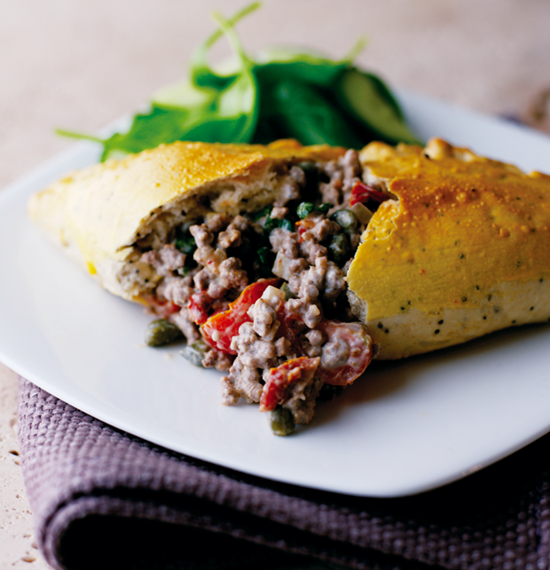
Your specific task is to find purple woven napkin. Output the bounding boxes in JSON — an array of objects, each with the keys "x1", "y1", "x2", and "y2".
[{"x1": 18, "y1": 376, "x2": 550, "y2": 570}]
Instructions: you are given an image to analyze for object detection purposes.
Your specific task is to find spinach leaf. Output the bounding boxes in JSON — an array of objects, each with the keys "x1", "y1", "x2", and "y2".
[
  {"x1": 255, "y1": 52, "x2": 348, "y2": 88},
  {"x1": 257, "y1": 80, "x2": 365, "y2": 148},
  {"x1": 100, "y1": 106, "x2": 194, "y2": 161},
  {"x1": 176, "y1": 10, "x2": 258, "y2": 144},
  {"x1": 253, "y1": 37, "x2": 366, "y2": 88}
]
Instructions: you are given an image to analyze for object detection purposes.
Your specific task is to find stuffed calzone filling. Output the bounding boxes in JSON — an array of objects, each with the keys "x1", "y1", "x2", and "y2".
[
  {"x1": 29, "y1": 138, "x2": 550, "y2": 434},
  {"x1": 133, "y1": 145, "x2": 377, "y2": 431},
  {"x1": 30, "y1": 140, "x2": 380, "y2": 434}
]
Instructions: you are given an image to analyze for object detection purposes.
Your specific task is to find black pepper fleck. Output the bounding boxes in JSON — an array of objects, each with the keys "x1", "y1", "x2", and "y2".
[
  {"x1": 483, "y1": 316, "x2": 487, "y2": 320},
  {"x1": 377, "y1": 323, "x2": 383, "y2": 329},
  {"x1": 460, "y1": 254, "x2": 465, "y2": 259},
  {"x1": 434, "y1": 329, "x2": 440, "y2": 335},
  {"x1": 530, "y1": 306, "x2": 534, "y2": 311},
  {"x1": 512, "y1": 320, "x2": 517, "y2": 324},
  {"x1": 488, "y1": 294, "x2": 492, "y2": 301},
  {"x1": 462, "y1": 297, "x2": 467, "y2": 302},
  {"x1": 384, "y1": 329, "x2": 389, "y2": 334},
  {"x1": 438, "y1": 320, "x2": 444, "y2": 325}
]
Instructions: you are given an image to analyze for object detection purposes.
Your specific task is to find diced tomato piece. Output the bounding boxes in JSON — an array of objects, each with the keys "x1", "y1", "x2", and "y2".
[
  {"x1": 275, "y1": 306, "x2": 372, "y2": 386},
  {"x1": 260, "y1": 357, "x2": 320, "y2": 412},
  {"x1": 188, "y1": 291, "x2": 213, "y2": 325},
  {"x1": 315, "y1": 321, "x2": 373, "y2": 386},
  {"x1": 201, "y1": 278, "x2": 280, "y2": 354},
  {"x1": 275, "y1": 303, "x2": 308, "y2": 351},
  {"x1": 296, "y1": 219, "x2": 316, "y2": 242},
  {"x1": 350, "y1": 181, "x2": 390, "y2": 207},
  {"x1": 141, "y1": 295, "x2": 180, "y2": 318}
]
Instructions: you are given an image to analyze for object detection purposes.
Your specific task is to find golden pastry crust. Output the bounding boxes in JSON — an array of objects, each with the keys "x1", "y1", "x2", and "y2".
[
  {"x1": 347, "y1": 138, "x2": 550, "y2": 359},
  {"x1": 28, "y1": 139, "x2": 344, "y2": 301},
  {"x1": 29, "y1": 136, "x2": 550, "y2": 361}
]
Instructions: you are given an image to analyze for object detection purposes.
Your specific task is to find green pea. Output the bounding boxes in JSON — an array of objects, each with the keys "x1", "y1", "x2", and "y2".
[
  {"x1": 180, "y1": 339, "x2": 209, "y2": 367},
  {"x1": 297, "y1": 202, "x2": 329, "y2": 220},
  {"x1": 297, "y1": 202, "x2": 316, "y2": 219},
  {"x1": 174, "y1": 234, "x2": 197, "y2": 255},
  {"x1": 269, "y1": 407, "x2": 296, "y2": 436},
  {"x1": 279, "y1": 218, "x2": 293, "y2": 232},
  {"x1": 328, "y1": 233, "x2": 351, "y2": 266},
  {"x1": 145, "y1": 319, "x2": 184, "y2": 347},
  {"x1": 280, "y1": 282, "x2": 296, "y2": 300},
  {"x1": 331, "y1": 209, "x2": 358, "y2": 234},
  {"x1": 263, "y1": 215, "x2": 293, "y2": 236}
]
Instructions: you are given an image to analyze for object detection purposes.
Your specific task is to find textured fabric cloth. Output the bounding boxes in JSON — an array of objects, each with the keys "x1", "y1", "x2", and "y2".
[{"x1": 18, "y1": 376, "x2": 550, "y2": 570}]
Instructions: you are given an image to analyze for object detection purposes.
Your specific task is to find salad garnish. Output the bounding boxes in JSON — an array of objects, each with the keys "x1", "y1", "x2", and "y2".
[{"x1": 57, "y1": 2, "x2": 421, "y2": 161}]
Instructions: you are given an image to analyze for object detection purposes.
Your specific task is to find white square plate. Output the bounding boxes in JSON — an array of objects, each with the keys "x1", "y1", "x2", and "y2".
[{"x1": 2, "y1": 90, "x2": 550, "y2": 497}]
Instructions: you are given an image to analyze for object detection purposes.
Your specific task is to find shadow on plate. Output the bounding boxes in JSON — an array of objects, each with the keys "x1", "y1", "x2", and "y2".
[{"x1": 311, "y1": 321, "x2": 550, "y2": 429}]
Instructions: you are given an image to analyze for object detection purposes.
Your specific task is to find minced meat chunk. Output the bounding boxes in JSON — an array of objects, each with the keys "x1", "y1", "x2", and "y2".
[{"x1": 140, "y1": 244, "x2": 186, "y2": 277}]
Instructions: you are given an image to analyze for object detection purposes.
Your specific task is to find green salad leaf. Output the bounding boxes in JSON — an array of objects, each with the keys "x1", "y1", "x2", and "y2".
[
  {"x1": 256, "y1": 80, "x2": 365, "y2": 147},
  {"x1": 58, "y1": 2, "x2": 421, "y2": 160},
  {"x1": 336, "y1": 69, "x2": 420, "y2": 145}
]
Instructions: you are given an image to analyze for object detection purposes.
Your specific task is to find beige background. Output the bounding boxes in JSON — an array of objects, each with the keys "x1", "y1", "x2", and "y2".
[{"x1": 1, "y1": 1, "x2": 550, "y2": 567}]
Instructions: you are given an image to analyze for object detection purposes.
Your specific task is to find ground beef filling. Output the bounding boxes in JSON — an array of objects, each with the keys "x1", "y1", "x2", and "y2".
[{"x1": 138, "y1": 150, "x2": 382, "y2": 430}]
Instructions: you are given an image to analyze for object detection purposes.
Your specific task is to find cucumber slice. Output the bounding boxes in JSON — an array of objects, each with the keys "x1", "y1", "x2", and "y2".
[{"x1": 337, "y1": 69, "x2": 422, "y2": 145}]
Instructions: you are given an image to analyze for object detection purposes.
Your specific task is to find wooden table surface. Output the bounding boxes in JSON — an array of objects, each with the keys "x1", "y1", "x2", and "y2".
[{"x1": 1, "y1": 0, "x2": 549, "y2": 567}]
